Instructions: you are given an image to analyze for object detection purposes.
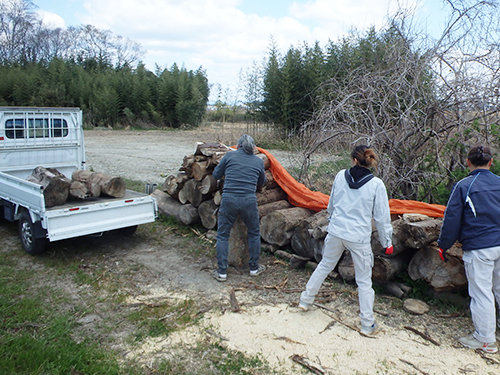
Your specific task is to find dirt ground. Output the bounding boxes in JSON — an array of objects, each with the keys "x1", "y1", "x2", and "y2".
[{"x1": 3, "y1": 126, "x2": 499, "y2": 374}]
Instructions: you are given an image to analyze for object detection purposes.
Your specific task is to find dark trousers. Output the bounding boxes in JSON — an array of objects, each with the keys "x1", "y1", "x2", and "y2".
[{"x1": 216, "y1": 194, "x2": 261, "y2": 274}]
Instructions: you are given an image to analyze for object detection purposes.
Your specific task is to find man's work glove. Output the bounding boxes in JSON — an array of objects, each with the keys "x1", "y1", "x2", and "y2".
[
  {"x1": 438, "y1": 248, "x2": 448, "y2": 262},
  {"x1": 385, "y1": 245, "x2": 394, "y2": 255}
]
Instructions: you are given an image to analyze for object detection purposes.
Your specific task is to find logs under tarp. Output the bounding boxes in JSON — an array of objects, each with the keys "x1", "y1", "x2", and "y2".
[{"x1": 157, "y1": 142, "x2": 464, "y2": 294}]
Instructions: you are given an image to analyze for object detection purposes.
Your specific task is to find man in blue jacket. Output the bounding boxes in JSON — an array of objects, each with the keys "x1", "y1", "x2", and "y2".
[
  {"x1": 211, "y1": 134, "x2": 266, "y2": 282},
  {"x1": 438, "y1": 145, "x2": 500, "y2": 353}
]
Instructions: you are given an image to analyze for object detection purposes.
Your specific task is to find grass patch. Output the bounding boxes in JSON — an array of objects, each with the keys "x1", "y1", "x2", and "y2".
[{"x1": 0, "y1": 254, "x2": 138, "y2": 375}]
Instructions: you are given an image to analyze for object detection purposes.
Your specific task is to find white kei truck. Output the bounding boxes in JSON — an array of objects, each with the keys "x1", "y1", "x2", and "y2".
[{"x1": 0, "y1": 107, "x2": 158, "y2": 254}]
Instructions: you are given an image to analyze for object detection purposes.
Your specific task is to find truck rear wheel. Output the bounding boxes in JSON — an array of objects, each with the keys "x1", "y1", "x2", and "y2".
[{"x1": 19, "y1": 211, "x2": 46, "y2": 255}]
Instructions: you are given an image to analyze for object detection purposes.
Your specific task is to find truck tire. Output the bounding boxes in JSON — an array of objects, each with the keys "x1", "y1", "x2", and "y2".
[{"x1": 19, "y1": 211, "x2": 47, "y2": 255}]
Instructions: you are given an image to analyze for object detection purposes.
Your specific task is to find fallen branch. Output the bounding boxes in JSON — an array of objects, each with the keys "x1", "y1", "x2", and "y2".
[
  {"x1": 314, "y1": 303, "x2": 376, "y2": 338},
  {"x1": 206, "y1": 328, "x2": 228, "y2": 341},
  {"x1": 319, "y1": 320, "x2": 336, "y2": 334},
  {"x1": 290, "y1": 354, "x2": 326, "y2": 374},
  {"x1": 399, "y1": 359, "x2": 429, "y2": 375},
  {"x1": 273, "y1": 336, "x2": 305, "y2": 345},
  {"x1": 404, "y1": 326, "x2": 440, "y2": 346},
  {"x1": 476, "y1": 350, "x2": 500, "y2": 365}
]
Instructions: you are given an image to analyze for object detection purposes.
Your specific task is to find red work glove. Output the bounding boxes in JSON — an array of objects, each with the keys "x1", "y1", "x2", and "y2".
[
  {"x1": 438, "y1": 248, "x2": 448, "y2": 262},
  {"x1": 385, "y1": 245, "x2": 394, "y2": 255}
]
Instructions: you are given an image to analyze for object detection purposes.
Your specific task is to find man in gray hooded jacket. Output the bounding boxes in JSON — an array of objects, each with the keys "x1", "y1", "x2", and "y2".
[{"x1": 211, "y1": 134, "x2": 266, "y2": 282}]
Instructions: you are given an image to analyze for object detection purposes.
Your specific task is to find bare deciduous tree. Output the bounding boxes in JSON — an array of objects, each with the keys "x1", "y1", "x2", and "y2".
[{"x1": 298, "y1": 0, "x2": 500, "y2": 202}]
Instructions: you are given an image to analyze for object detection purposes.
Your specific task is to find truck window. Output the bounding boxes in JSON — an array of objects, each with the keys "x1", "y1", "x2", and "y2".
[{"x1": 5, "y1": 118, "x2": 68, "y2": 139}]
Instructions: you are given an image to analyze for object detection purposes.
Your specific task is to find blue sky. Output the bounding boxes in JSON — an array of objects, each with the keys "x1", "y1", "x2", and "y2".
[{"x1": 32, "y1": 0, "x2": 448, "y2": 102}]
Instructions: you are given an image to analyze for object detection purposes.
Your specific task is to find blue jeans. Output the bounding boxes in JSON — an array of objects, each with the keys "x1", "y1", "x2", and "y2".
[{"x1": 216, "y1": 194, "x2": 261, "y2": 274}]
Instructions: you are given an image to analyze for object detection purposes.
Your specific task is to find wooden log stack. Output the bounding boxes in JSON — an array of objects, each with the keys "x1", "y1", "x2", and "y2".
[
  {"x1": 27, "y1": 166, "x2": 126, "y2": 208},
  {"x1": 157, "y1": 142, "x2": 465, "y2": 294}
]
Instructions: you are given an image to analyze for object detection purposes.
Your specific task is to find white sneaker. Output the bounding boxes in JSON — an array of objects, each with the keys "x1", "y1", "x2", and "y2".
[
  {"x1": 360, "y1": 322, "x2": 379, "y2": 336},
  {"x1": 250, "y1": 265, "x2": 265, "y2": 277},
  {"x1": 459, "y1": 334, "x2": 498, "y2": 353},
  {"x1": 298, "y1": 301, "x2": 311, "y2": 311}
]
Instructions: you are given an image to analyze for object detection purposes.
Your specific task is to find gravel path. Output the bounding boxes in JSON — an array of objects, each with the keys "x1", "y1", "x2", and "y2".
[{"x1": 84, "y1": 129, "x2": 297, "y2": 186}]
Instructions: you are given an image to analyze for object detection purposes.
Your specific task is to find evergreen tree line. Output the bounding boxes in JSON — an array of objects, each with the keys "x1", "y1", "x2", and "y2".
[
  {"x1": 252, "y1": 27, "x2": 426, "y2": 134},
  {"x1": 0, "y1": 0, "x2": 209, "y2": 127}
]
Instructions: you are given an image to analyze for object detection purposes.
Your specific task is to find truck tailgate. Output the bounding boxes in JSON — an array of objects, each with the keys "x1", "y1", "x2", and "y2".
[{"x1": 44, "y1": 190, "x2": 157, "y2": 241}]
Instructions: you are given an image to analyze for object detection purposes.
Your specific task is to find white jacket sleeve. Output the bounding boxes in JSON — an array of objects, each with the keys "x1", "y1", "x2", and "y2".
[{"x1": 372, "y1": 180, "x2": 393, "y2": 248}]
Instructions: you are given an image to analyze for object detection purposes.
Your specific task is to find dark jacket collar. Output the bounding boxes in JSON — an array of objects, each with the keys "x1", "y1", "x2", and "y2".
[{"x1": 345, "y1": 165, "x2": 374, "y2": 189}]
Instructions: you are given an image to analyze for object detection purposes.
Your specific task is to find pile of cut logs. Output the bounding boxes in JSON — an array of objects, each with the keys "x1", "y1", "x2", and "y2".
[
  {"x1": 27, "y1": 166, "x2": 126, "y2": 207},
  {"x1": 153, "y1": 142, "x2": 466, "y2": 294}
]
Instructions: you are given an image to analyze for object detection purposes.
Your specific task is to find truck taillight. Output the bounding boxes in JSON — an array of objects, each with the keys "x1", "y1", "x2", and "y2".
[
  {"x1": 125, "y1": 199, "x2": 134, "y2": 203},
  {"x1": 69, "y1": 207, "x2": 79, "y2": 211}
]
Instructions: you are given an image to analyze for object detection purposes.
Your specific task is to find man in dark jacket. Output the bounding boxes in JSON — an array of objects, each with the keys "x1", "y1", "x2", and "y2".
[
  {"x1": 438, "y1": 145, "x2": 500, "y2": 353},
  {"x1": 211, "y1": 134, "x2": 266, "y2": 282}
]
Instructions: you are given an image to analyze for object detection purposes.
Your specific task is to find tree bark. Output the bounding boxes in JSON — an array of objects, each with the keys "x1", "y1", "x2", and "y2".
[
  {"x1": 256, "y1": 188, "x2": 287, "y2": 206},
  {"x1": 27, "y1": 166, "x2": 71, "y2": 207},
  {"x1": 260, "y1": 207, "x2": 314, "y2": 246},
  {"x1": 258, "y1": 200, "x2": 291, "y2": 218}
]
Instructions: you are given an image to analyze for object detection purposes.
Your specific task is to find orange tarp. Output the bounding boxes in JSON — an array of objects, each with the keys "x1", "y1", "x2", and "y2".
[{"x1": 257, "y1": 147, "x2": 446, "y2": 218}]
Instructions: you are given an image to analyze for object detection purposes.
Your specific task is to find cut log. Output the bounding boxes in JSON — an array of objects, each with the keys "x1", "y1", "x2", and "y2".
[
  {"x1": 161, "y1": 175, "x2": 180, "y2": 198},
  {"x1": 71, "y1": 170, "x2": 101, "y2": 197},
  {"x1": 179, "y1": 203, "x2": 200, "y2": 225},
  {"x1": 337, "y1": 250, "x2": 413, "y2": 283},
  {"x1": 256, "y1": 188, "x2": 287, "y2": 206},
  {"x1": 371, "y1": 218, "x2": 411, "y2": 257},
  {"x1": 384, "y1": 282, "x2": 412, "y2": 299},
  {"x1": 213, "y1": 190, "x2": 222, "y2": 205},
  {"x1": 198, "y1": 199, "x2": 218, "y2": 229},
  {"x1": 290, "y1": 210, "x2": 329, "y2": 259},
  {"x1": 372, "y1": 251, "x2": 415, "y2": 283},
  {"x1": 69, "y1": 180, "x2": 89, "y2": 199},
  {"x1": 192, "y1": 160, "x2": 212, "y2": 181},
  {"x1": 403, "y1": 218, "x2": 443, "y2": 249},
  {"x1": 151, "y1": 189, "x2": 182, "y2": 222},
  {"x1": 27, "y1": 166, "x2": 71, "y2": 207},
  {"x1": 258, "y1": 200, "x2": 291, "y2": 218},
  {"x1": 261, "y1": 170, "x2": 279, "y2": 190},
  {"x1": 179, "y1": 178, "x2": 205, "y2": 207},
  {"x1": 260, "y1": 206, "x2": 314, "y2": 246},
  {"x1": 91, "y1": 172, "x2": 126, "y2": 198},
  {"x1": 199, "y1": 174, "x2": 217, "y2": 195},
  {"x1": 408, "y1": 244, "x2": 467, "y2": 292},
  {"x1": 194, "y1": 142, "x2": 232, "y2": 157}
]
